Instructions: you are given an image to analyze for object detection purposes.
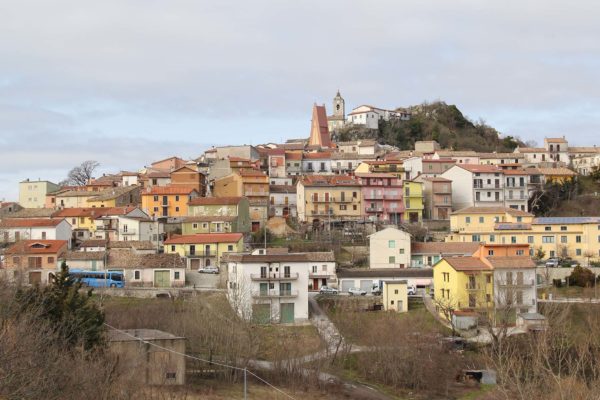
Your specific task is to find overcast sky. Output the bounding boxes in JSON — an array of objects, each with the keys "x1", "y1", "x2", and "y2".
[{"x1": 1, "y1": 0, "x2": 599, "y2": 200}]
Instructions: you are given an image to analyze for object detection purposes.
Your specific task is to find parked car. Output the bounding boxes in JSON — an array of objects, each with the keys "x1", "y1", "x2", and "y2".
[
  {"x1": 408, "y1": 285, "x2": 417, "y2": 296},
  {"x1": 348, "y1": 287, "x2": 367, "y2": 296},
  {"x1": 198, "y1": 266, "x2": 219, "y2": 274},
  {"x1": 319, "y1": 286, "x2": 338, "y2": 295},
  {"x1": 545, "y1": 258, "x2": 560, "y2": 268},
  {"x1": 371, "y1": 285, "x2": 382, "y2": 296}
]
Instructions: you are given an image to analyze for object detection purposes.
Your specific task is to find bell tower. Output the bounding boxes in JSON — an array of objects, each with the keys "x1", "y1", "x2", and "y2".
[{"x1": 333, "y1": 90, "x2": 345, "y2": 118}]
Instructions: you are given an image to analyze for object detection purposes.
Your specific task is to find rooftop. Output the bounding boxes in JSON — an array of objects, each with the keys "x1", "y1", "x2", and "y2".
[
  {"x1": 441, "y1": 257, "x2": 492, "y2": 271},
  {"x1": 451, "y1": 207, "x2": 534, "y2": 217},
  {"x1": 164, "y1": 233, "x2": 243, "y2": 245},
  {"x1": 0, "y1": 218, "x2": 64, "y2": 228},
  {"x1": 5, "y1": 240, "x2": 68, "y2": 255},
  {"x1": 411, "y1": 242, "x2": 479, "y2": 255},
  {"x1": 108, "y1": 329, "x2": 184, "y2": 342},
  {"x1": 223, "y1": 251, "x2": 335, "y2": 263}
]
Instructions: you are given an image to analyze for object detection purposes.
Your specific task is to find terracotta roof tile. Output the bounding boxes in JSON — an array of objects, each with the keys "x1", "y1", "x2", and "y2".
[
  {"x1": 411, "y1": 242, "x2": 479, "y2": 255},
  {"x1": 5, "y1": 240, "x2": 68, "y2": 255},
  {"x1": 451, "y1": 206, "x2": 533, "y2": 217},
  {"x1": 0, "y1": 218, "x2": 64, "y2": 228},
  {"x1": 164, "y1": 233, "x2": 243, "y2": 245},
  {"x1": 441, "y1": 257, "x2": 492, "y2": 271},
  {"x1": 143, "y1": 186, "x2": 199, "y2": 195}
]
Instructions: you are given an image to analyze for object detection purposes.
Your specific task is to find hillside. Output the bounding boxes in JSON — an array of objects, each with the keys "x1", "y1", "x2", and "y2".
[{"x1": 336, "y1": 101, "x2": 522, "y2": 152}]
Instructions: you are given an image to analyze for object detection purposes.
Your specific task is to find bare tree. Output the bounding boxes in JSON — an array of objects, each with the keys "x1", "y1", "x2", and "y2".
[
  {"x1": 432, "y1": 294, "x2": 459, "y2": 336},
  {"x1": 61, "y1": 160, "x2": 100, "y2": 186}
]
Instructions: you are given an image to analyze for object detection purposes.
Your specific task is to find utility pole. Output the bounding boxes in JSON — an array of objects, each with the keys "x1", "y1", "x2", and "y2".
[{"x1": 244, "y1": 368, "x2": 247, "y2": 399}]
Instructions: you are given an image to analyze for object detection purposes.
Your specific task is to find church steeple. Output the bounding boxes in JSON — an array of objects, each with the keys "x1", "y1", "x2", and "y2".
[{"x1": 333, "y1": 90, "x2": 345, "y2": 117}]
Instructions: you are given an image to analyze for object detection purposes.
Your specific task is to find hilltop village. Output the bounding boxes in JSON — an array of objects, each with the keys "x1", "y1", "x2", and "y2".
[{"x1": 3, "y1": 92, "x2": 600, "y2": 399}]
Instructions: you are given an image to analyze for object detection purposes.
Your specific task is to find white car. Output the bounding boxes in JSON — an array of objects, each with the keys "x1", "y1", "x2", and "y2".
[
  {"x1": 198, "y1": 266, "x2": 219, "y2": 274},
  {"x1": 348, "y1": 287, "x2": 367, "y2": 296},
  {"x1": 408, "y1": 285, "x2": 417, "y2": 296},
  {"x1": 319, "y1": 286, "x2": 339, "y2": 295}
]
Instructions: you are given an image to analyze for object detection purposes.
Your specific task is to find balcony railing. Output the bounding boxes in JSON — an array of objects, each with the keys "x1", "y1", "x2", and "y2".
[
  {"x1": 185, "y1": 250, "x2": 217, "y2": 257},
  {"x1": 363, "y1": 193, "x2": 384, "y2": 200},
  {"x1": 365, "y1": 206, "x2": 384, "y2": 213},
  {"x1": 251, "y1": 273, "x2": 299, "y2": 281},
  {"x1": 252, "y1": 290, "x2": 298, "y2": 298},
  {"x1": 466, "y1": 283, "x2": 484, "y2": 291},
  {"x1": 312, "y1": 197, "x2": 352, "y2": 203},
  {"x1": 119, "y1": 229, "x2": 137, "y2": 235},
  {"x1": 498, "y1": 279, "x2": 535, "y2": 288}
]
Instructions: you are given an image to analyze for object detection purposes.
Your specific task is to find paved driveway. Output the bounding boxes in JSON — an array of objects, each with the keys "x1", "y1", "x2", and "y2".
[{"x1": 185, "y1": 270, "x2": 222, "y2": 288}]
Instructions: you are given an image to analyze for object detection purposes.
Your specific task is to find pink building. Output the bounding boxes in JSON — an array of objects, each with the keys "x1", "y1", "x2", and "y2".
[{"x1": 356, "y1": 173, "x2": 405, "y2": 223}]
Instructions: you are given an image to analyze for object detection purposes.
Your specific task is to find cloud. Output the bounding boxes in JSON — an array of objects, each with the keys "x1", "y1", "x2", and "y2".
[{"x1": 1, "y1": 0, "x2": 599, "y2": 198}]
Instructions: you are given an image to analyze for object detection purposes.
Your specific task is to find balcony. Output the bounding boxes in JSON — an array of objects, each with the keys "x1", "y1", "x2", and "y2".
[
  {"x1": 383, "y1": 193, "x2": 403, "y2": 200},
  {"x1": 185, "y1": 250, "x2": 217, "y2": 257},
  {"x1": 251, "y1": 273, "x2": 299, "y2": 281},
  {"x1": 465, "y1": 283, "x2": 484, "y2": 291},
  {"x1": 252, "y1": 290, "x2": 298, "y2": 298},
  {"x1": 119, "y1": 229, "x2": 137, "y2": 235},
  {"x1": 313, "y1": 196, "x2": 352, "y2": 203},
  {"x1": 365, "y1": 206, "x2": 384, "y2": 213},
  {"x1": 363, "y1": 193, "x2": 384, "y2": 200},
  {"x1": 96, "y1": 224, "x2": 117, "y2": 231},
  {"x1": 498, "y1": 279, "x2": 535, "y2": 288},
  {"x1": 309, "y1": 272, "x2": 332, "y2": 278}
]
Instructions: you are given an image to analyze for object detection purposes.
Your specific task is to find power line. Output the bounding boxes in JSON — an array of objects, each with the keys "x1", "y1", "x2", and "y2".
[{"x1": 103, "y1": 323, "x2": 296, "y2": 399}]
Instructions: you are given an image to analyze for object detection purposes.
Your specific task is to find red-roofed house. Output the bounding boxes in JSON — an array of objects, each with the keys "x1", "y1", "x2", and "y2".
[
  {"x1": 164, "y1": 233, "x2": 244, "y2": 269},
  {"x1": 0, "y1": 218, "x2": 72, "y2": 245},
  {"x1": 2, "y1": 240, "x2": 68, "y2": 284},
  {"x1": 141, "y1": 186, "x2": 200, "y2": 217}
]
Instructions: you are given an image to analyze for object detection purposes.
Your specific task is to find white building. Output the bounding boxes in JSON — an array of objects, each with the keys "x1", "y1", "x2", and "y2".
[
  {"x1": 225, "y1": 249, "x2": 335, "y2": 323},
  {"x1": 489, "y1": 257, "x2": 537, "y2": 316},
  {"x1": 369, "y1": 227, "x2": 411, "y2": 268},
  {"x1": 347, "y1": 105, "x2": 411, "y2": 130},
  {"x1": 269, "y1": 185, "x2": 297, "y2": 218},
  {"x1": 573, "y1": 153, "x2": 600, "y2": 176},
  {"x1": 0, "y1": 218, "x2": 72, "y2": 245},
  {"x1": 301, "y1": 153, "x2": 332, "y2": 175},
  {"x1": 441, "y1": 165, "x2": 505, "y2": 210},
  {"x1": 336, "y1": 268, "x2": 432, "y2": 294}
]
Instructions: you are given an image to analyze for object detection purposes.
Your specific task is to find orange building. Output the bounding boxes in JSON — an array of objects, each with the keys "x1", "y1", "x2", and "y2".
[
  {"x1": 170, "y1": 166, "x2": 206, "y2": 196},
  {"x1": 141, "y1": 186, "x2": 200, "y2": 217},
  {"x1": 3, "y1": 240, "x2": 68, "y2": 284}
]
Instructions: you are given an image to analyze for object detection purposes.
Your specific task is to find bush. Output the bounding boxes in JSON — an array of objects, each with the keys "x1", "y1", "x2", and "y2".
[{"x1": 568, "y1": 266, "x2": 597, "y2": 287}]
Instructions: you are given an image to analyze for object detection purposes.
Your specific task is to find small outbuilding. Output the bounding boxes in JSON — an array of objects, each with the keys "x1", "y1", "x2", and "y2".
[
  {"x1": 108, "y1": 329, "x2": 186, "y2": 385},
  {"x1": 382, "y1": 280, "x2": 408, "y2": 312}
]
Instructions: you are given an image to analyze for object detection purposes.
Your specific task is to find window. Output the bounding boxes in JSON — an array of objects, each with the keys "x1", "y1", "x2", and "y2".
[
  {"x1": 511, "y1": 236, "x2": 517, "y2": 244},
  {"x1": 166, "y1": 372, "x2": 176, "y2": 380},
  {"x1": 517, "y1": 217, "x2": 522, "y2": 222},
  {"x1": 175, "y1": 195, "x2": 180, "y2": 201},
  {"x1": 388, "y1": 240, "x2": 395, "y2": 248},
  {"x1": 339, "y1": 205, "x2": 347, "y2": 210},
  {"x1": 175, "y1": 206, "x2": 180, "y2": 212},
  {"x1": 486, "y1": 275, "x2": 492, "y2": 284},
  {"x1": 389, "y1": 256, "x2": 395, "y2": 264},
  {"x1": 576, "y1": 249, "x2": 582, "y2": 256},
  {"x1": 517, "y1": 249, "x2": 524, "y2": 255},
  {"x1": 394, "y1": 289, "x2": 399, "y2": 294},
  {"x1": 488, "y1": 250, "x2": 494, "y2": 256},
  {"x1": 153, "y1": 207, "x2": 159, "y2": 212},
  {"x1": 312, "y1": 265, "x2": 317, "y2": 273},
  {"x1": 479, "y1": 217, "x2": 484, "y2": 223},
  {"x1": 466, "y1": 217, "x2": 471, "y2": 223},
  {"x1": 486, "y1": 294, "x2": 491, "y2": 302},
  {"x1": 489, "y1": 234, "x2": 495, "y2": 243},
  {"x1": 542, "y1": 236, "x2": 554, "y2": 243},
  {"x1": 576, "y1": 235, "x2": 582, "y2": 243},
  {"x1": 153, "y1": 195, "x2": 159, "y2": 201},
  {"x1": 528, "y1": 236, "x2": 534, "y2": 244},
  {"x1": 171, "y1": 245, "x2": 176, "y2": 251},
  {"x1": 399, "y1": 248, "x2": 404, "y2": 254},
  {"x1": 352, "y1": 191, "x2": 357, "y2": 198},
  {"x1": 561, "y1": 236, "x2": 567, "y2": 243},
  {"x1": 47, "y1": 257, "x2": 54, "y2": 264},
  {"x1": 353, "y1": 205, "x2": 357, "y2": 211},
  {"x1": 391, "y1": 300, "x2": 395, "y2": 305},
  {"x1": 545, "y1": 226, "x2": 551, "y2": 231},
  {"x1": 134, "y1": 271, "x2": 140, "y2": 280},
  {"x1": 561, "y1": 226, "x2": 567, "y2": 231},
  {"x1": 228, "y1": 245, "x2": 233, "y2": 251},
  {"x1": 192, "y1": 223, "x2": 198, "y2": 229},
  {"x1": 472, "y1": 234, "x2": 481, "y2": 242}
]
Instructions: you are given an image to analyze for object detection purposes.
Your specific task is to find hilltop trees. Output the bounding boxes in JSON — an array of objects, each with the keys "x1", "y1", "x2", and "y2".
[{"x1": 61, "y1": 160, "x2": 100, "y2": 186}]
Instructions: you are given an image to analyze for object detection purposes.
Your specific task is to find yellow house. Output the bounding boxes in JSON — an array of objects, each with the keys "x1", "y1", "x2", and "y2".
[
  {"x1": 403, "y1": 180, "x2": 424, "y2": 223},
  {"x1": 141, "y1": 186, "x2": 200, "y2": 218},
  {"x1": 382, "y1": 280, "x2": 408, "y2": 312},
  {"x1": 86, "y1": 186, "x2": 141, "y2": 208},
  {"x1": 296, "y1": 175, "x2": 362, "y2": 223},
  {"x1": 164, "y1": 232, "x2": 244, "y2": 269},
  {"x1": 446, "y1": 207, "x2": 600, "y2": 264},
  {"x1": 354, "y1": 160, "x2": 404, "y2": 176},
  {"x1": 537, "y1": 167, "x2": 577, "y2": 184},
  {"x1": 433, "y1": 256, "x2": 494, "y2": 313}
]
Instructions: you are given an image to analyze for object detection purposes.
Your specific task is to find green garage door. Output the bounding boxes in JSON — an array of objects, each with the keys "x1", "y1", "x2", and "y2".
[
  {"x1": 252, "y1": 304, "x2": 271, "y2": 324},
  {"x1": 280, "y1": 303, "x2": 295, "y2": 324},
  {"x1": 154, "y1": 270, "x2": 171, "y2": 287}
]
